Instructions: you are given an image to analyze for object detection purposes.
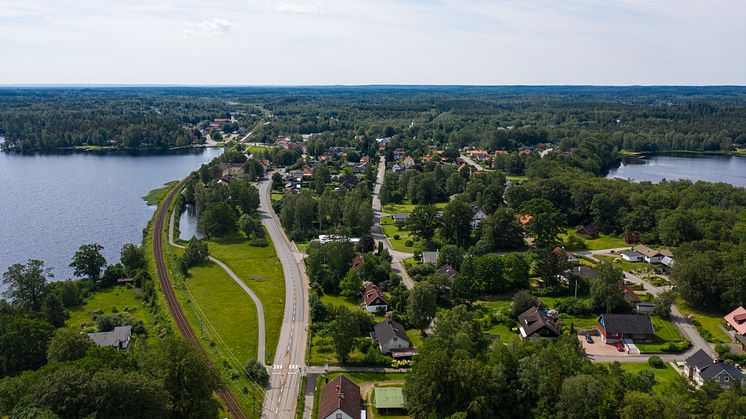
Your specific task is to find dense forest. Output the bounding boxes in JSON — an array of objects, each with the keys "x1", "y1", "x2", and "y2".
[{"x1": 2, "y1": 86, "x2": 746, "y2": 153}]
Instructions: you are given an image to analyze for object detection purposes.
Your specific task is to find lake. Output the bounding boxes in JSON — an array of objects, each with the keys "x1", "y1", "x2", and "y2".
[
  {"x1": 606, "y1": 153, "x2": 746, "y2": 187},
  {"x1": 0, "y1": 143, "x2": 222, "y2": 284}
]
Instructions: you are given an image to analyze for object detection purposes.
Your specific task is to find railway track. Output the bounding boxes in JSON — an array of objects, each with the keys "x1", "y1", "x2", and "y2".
[{"x1": 152, "y1": 179, "x2": 248, "y2": 419}]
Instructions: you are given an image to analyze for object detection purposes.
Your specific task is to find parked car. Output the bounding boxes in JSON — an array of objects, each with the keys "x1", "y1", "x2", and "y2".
[
  {"x1": 615, "y1": 342, "x2": 625, "y2": 352},
  {"x1": 585, "y1": 334, "x2": 593, "y2": 344}
]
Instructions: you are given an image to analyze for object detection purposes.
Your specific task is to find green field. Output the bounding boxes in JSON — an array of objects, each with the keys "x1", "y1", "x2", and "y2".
[
  {"x1": 66, "y1": 286, "x2": 150, "y2": 332},
  {"x1": 636, "y1": 315, "x2": 687, "y2": 353},
  {"x1": 206, "y1": 232, "x2": 287, "y2": 361},
  {"x1": 320, "y1": 294, "x2": 360, "y2": 310},
  {"x1": 270, "y1": 192, "x2": 284, "y2": 204},
  {"x1": 142, "y1": 180, "x2": 179, "y2": 205},
  {"x1": 613, "y1": 362, "x2": 684, "y2": 395},
  {"x1": 676, "y1": 300, "x2": 730, "y2": 343}
]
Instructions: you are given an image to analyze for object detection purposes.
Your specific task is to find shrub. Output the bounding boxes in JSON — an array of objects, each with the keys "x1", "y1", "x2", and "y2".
[
  {"x1": 405, "y1": 240, "x2": 414, "y2": 247},
  {"x1": 248, "y1": 237, "x2": 268, "y2": 247},
  {"x1": 648, "y1": 355, "x2": 665, "y2": 369},
  {"x1": 660, "y1": 340, "x2": 690, "y2": 353},
  {"x1": 393, "y1": 234, "x2": 400, "y2": 240},
  {"x1": 555, "y1": 298, "x2": 592, "y2": 316}
]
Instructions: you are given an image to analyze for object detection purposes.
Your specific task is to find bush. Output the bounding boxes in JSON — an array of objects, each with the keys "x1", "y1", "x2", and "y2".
[
  {"x1": 555, "y1": 298, "x2": 592, "y2": 316},
  {"x1": 393, "y1": 234, "x2": 400, "y2": 240},
  {"x1": 248, "y1": 236, "x2": 268, "y2": 247},
  {"x1": 648, "y1": 355, "x2": 665, "y2": 369},
  {"x1": 660, "y1": 340, "x2": 690, "y2": 353},
  {"x1": 405, "y1": 240, "x2": 414, "y2": 247}
]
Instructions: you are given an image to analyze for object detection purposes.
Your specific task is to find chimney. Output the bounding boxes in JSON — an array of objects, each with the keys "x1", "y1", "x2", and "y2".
[{"x1": 336, "y1": 384, "x2": 344, "y2": 399}]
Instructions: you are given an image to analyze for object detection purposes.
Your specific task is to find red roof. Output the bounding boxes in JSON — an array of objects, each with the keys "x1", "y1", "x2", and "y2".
[
  {"x1": 363, "y1": 283, "x2": 389, "y2": 307},
  {"x1": 725, "y1": 306, "x2": 746, "y2": 335},
  {"x1": 319, "y1": 375, "x2": 360, "y2": 419}
]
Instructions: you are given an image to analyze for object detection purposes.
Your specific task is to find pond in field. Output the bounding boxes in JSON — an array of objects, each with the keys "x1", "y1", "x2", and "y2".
[
  {"x1": 606, "y1": 153, "x2": 746, "y2": 187},
  {"x1": 0, "y1": 147, "x2": 222, "y2": 285}
]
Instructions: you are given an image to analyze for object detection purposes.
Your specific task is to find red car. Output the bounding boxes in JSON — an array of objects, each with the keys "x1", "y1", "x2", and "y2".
[{"x1": 615, "y1": 342, "x2": 625, "y2": 352}]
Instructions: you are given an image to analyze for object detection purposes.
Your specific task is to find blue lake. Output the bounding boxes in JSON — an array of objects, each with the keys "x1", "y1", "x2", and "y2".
[
  {"x1": 0, "y1": 144, "x2": 222, "y2": 283},
  {"x1": 606, "y1": 153, "x2": 746, "y2": 187}
]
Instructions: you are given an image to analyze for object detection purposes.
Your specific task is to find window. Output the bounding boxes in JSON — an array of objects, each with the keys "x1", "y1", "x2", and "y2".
[
  {"x1": 724, "y1": 375, "x2": 730, "y2": 382},
  {"x1": 336, "y1": 414, "x2": 342, "y2": 419}
]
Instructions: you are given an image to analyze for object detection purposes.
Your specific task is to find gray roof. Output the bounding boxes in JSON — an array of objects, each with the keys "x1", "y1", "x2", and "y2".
[
  {"x1": 88, "y1": 326, "x2": 132, "y2": 349},
  {"x1": 421, "y1": 251, "x2": 439, "y2": 264},
  {"x1": 373, "y1": 319, "x2": 411, "y2": 346},
  {"x1": 518, "y1": 307, "x2": 561, "y2": 337},
  {"x1": 621, "y1": 251, "x2": 643, "y2": 258},
  {"x1": 598, "y1": 314, "x2": 654, "y2": 335},
  {"x1": 700, "y1": 362, "x2": 745, "y2": 380},
  {"x1": 686, "y1": 348, "x2": 714, "y2": 369},
  {"x1": 564, "y1": 266, "x2": 597, "y2": 279},
  {"x1": 392, "y1": 213, "x2": 411, "y2": 221},
  {"x1": 436, "y1": 264, "x2": 459, "y2": 279}
]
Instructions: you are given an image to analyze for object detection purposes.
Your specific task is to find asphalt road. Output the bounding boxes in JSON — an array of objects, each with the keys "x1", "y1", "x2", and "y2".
[
  {"x1": 459, "y1": 154, "x2": 487, "y2": 171},
  {"x1": 168, "y1": 206, "x2": 266, "y2": 362},
  {"x1": 371, "y1": 157, "x2": 415, "y2": 289},
  {"x1": 259, "y1": 175, "x2": 308, "y2": 418}
]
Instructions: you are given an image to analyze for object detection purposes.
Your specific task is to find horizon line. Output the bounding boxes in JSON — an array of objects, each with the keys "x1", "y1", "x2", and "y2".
[{"x1": 1, "y1": 83, "x2": 746, "y2": 89}]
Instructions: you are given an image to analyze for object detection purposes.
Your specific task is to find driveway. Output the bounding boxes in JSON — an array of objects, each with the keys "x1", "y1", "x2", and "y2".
[{"x1": 579, "y1": 335, "x2": 629, "y2": 357}]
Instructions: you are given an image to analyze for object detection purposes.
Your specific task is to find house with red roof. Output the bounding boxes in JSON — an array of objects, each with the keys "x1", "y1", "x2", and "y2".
[{"x1": 724, "y1": 306, "x2": 746, "y2": 336}]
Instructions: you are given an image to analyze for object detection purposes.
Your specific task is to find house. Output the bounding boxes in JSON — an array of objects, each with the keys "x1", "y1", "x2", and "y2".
[
  {"x1": 363, "y1": 283, "x2": 389, "y2": 313},
  {"x1": 319, "y1": 374, "x2": 361, "y2": 419},
  {"x1": 636, "y1": 301, "x2": 655, "y2": 314},
  {"x1": 622, "y1": 287, "x2": 641, "y2": 304},
  {"x1": 468, "y1": 150, "x2": 490, "y2": 161},
  {"x1": 553, "y1": 247, "x2": 579, "y2": 263},
  {"x1": 391, "y1": 163, "x2": 402, "y2": 173},
  {"x1": 634, "y1": 245, "x2": 668, "y2": 264},
  {"x1": 391, "y1": 213, "x2": 411, "y2": 222},
  {"x1": 661, "y1": 255, "x2": 675, "y2": 267},
  {"x1": 724, "y1": 306, "x2": 746, "y2": 336},
  {"x1": 117, "y1": 277, "x2": 134, "y2": 286},
  {"x1": 576, "y1": 224, "x2": 599, "y2": 239},
  {"x1": 88, "y1": 326, "x2": 132, "y2": 350},
  {"x1": 402, "y1": 156, "x2": 416, "y2": 169},
  {"x1": 621, "y1": 251, "x2": 644, "y2": 262},
  {"x1": 563, "y1": 266, "x2": 597, "y2": 280},
  {"x1": 517, "y1": 307, "x2": 561, "y2": 340},
  {"x1": 597, "y1": 314, "x2": 654, "y2": 343},
  {"x1": 684, "y1": 349, "x2": 745, "y2": 388},
  {"x1": 519, "y1": 214, "x2": 533, "y2": 225},
  {"x1": 376, "y1": 137, "x2": 392, "y2": 145},
  {"x1": 218, "y1": 163, "x2": 244, "y2": 179},
  {"x1": 371, "y1": 319, "x2": 412, "y2": 355},
  {"x1": 436, "y1": 264, "x2": 458, "y2": 281},
  {"x1": 471, "y1": 205, "x2": 487, "y2": 228},
  {"x1": 421, "y1": 251, "x2": 439, "y2": 265},
  {"x1": 351, "y1": 254, "x2": 364, "y2": 273}
]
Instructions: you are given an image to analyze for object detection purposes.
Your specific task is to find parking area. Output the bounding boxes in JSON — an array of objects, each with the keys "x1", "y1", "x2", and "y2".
[{"x1": 578, "y1": 335, "x2": 630, "y2": 356}]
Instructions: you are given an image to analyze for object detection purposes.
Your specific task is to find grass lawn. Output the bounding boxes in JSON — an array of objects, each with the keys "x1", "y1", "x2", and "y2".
[
  {"x1": 295, "y1": 240, "x2": 310, "y2": 252},
  {"x1": 381, "y1": 217, "x2": 417, "y2": 253},
  {"x1": 270, "y1": 192, "x2": 284, "y2": 204},
  {"x1": 206, "y1": 232, "x2": 286, "y2": 361},
  {"x1": 247, "y1": 145, "x2": 274, "y2": 154},
  {"x1": 614, "y1": 362, "x2": 683, "y2": 395},
  {"x1": 595, "y1": 255, "x2": 650, "y2": 273},
  {"x1": 382, "y1": 202, "x2": 447, "y2": 214},
  {"x1": 538, "y1": 295, "x2": 600, "y2": 330},
  {"x1": 636, "y1": 315, "x2": 687, "y2": 353},
  {"x1": 66, "y1": 286, "x2": 150, "y2": 332},
  {"x1": 506, "y1": 175, "x2": 528, "y2": 181},
  {"x1": 142, "y1": 180, "x2": 179, "y2": 205},
  {"x1": 180, "y1": 260, "x2": 259, "y2": 364},
  {"x1": 560, "y1": 228, "x2": 628, "y2": 251},
  {"x1": 320, "y1": 294, "x2": 360, "y2": 311},
  {"x1": 676, "y1": 299, "x2": 730, "y2": 343}
]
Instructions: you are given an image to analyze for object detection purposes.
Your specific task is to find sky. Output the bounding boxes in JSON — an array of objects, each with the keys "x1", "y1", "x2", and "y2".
[{"x1": 1, "y1": 0, "x2": 745, "y2": 85}]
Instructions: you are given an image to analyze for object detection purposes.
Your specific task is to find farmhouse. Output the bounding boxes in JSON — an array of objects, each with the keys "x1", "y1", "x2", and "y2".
[
  {"x1": 362, "y1": 283, "x2": 389, "y2": 313},
  {"x1": 597, "y1": 314, "x2": 654, "y2": 343},
  {"x1": 319, "y1": 374, "x2": 361, "y2": 419},
  {"x1": 517, "y1": 307, "x2": 561, "y2": 340},
  {"x1": 88, "y1": 326, "x2": 132, "y2": 350},
  {"x1": 684, "y1": 349, "x2": 745, "y2": 389},
  {"x1": 371, "y1": 319, "x2": 412, "y2": 355}
]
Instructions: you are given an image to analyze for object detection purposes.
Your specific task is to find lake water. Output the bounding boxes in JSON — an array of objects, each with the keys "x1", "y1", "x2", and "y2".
[
  {"x1": 0, "y1": 144, "x2": 222, "y2": 284},
  {"x1": 178, "y1": 204, "x2": 204, "y2": 241},
  {"x1": 606, "y1": 153, "x2": 746, "y2": 187}
]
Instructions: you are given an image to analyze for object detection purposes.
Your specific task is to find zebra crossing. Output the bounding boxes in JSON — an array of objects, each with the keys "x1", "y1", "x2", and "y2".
[{"x1": 270, "y1": 364, "x2": 302, "y2": 375}]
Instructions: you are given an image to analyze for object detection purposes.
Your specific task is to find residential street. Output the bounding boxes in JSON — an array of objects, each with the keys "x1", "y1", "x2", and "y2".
[
  {"x1": 459, "y1": 154, "x2": 487, "y2": 171},
  {"x1": 259, "y1": 176, "x2": 309, "y2": 418},
  {"x1": 372, "y1": 157, "x2": 415, "y2": 289}
]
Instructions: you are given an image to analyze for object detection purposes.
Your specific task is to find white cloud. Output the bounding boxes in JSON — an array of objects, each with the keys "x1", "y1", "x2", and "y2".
[
  {"x1": 274, "y1": 2, "x2": 321, "y2": 14},
  {"x1": 180, "y1": 18, "x2": 235, "y2": 38}
]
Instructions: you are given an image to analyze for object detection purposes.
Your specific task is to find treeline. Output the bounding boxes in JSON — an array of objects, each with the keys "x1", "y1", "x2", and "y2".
[{"x1": 405, "y1": 306, "x2": 746, "y2": 418}]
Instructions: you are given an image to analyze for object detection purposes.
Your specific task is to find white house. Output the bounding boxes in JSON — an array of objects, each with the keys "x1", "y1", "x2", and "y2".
[
  {"x1": 634, "y1": 245, "x2": 671, "y2": 264},
  {"x1": 471, "y1": 205, "x2": 487, "y2": 228},
  {"x1": 621, "y1": 251, "x2": 644, "y2": 262}
]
